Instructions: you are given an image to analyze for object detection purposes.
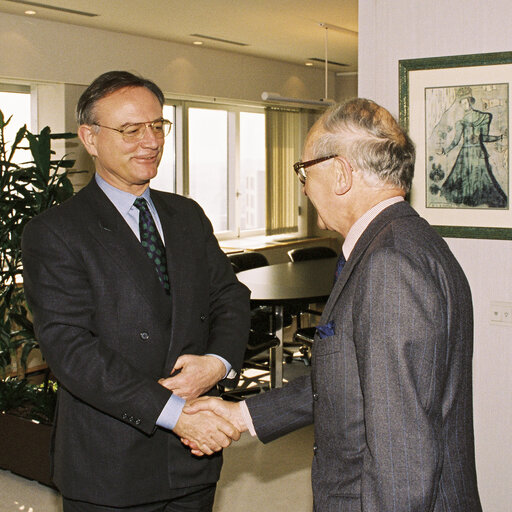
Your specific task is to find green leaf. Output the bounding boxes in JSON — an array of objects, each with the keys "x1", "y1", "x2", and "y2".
[
  {"x1": 0, "y1": 112, "x2": 12, "y2": 130},
  {"x1": 8, "y1": 126, "x2": 27, "y2": 163},
  {"x1": 26, "y1": 127, "x2": 51, "y2": 180},
  {"x1": 51, "y1": 159, "x2": 75, "y2": 168},
  {"x1": 50, "y1": 132, "x2": 77, "y2": 140}
]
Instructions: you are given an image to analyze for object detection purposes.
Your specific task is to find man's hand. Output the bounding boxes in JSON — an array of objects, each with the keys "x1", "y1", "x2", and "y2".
[
  {"x1": 180, "y1": 397, "x2": 248, "y2": 456},
  {"x1": 173, "y1": 406, "x2": 240, "y2": 456},
  {"x1": 159, "y1": 355, "x2": 225, "y2": 400}
]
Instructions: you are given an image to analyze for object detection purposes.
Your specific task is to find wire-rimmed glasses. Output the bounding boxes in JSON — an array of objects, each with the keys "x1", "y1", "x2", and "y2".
[{"x1": 93, "y1": 118, "x2": 172, "y2": 142}]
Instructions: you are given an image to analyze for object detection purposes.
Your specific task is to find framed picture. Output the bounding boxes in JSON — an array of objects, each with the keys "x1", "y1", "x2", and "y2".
[{"x1": 399, "y1": 52, "x2": 512, "y2": 239}]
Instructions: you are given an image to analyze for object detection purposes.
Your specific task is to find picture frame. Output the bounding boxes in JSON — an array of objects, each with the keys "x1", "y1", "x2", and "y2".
[{"x1": 399, "y1": 52, "x2": 512, "y2": 239}]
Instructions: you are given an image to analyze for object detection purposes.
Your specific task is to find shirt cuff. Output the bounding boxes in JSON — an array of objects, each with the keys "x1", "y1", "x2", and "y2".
[
  {"x1": 156, "y1": 394, "x2": 186, "y2": 430},
  {"x1": 239, "y1": 400, "x2": 257, "y2": 437},
  {"x1": 206, "y1": 353, "x2": 236, "y2": 379}
]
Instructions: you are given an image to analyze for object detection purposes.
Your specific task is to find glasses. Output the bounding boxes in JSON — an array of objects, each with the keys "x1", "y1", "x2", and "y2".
[
  {"x1": 293, "y1": 154, "x2": 338, "y2": 184},
  {"x1": 93, "y1": 118, "x2": 172, "y2": 142}
]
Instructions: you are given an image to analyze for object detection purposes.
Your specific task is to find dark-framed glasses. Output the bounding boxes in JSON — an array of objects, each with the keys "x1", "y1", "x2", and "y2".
[
  {"x1": 293, "y1": 154, "x2": 338, "y2": 184},
  {"x1": 93, "y1": 118, "x2": 172, "y2": 142}
]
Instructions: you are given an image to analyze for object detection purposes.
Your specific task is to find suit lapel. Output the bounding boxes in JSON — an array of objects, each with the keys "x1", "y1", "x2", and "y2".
[
  {"x1": 81, "y1": 180, "x2": 169, "y2": 309},
  {"x1": 321, "y1": 201, "x2": 419, "y2": 320},
  {"x1": 150, "y1": 190, "x2": 191, "y2": 371}
]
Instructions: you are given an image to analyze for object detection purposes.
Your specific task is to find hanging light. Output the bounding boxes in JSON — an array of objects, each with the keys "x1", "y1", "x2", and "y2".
[{"x1": 262, "y1": 22, "x2": 355, "y2": 107}]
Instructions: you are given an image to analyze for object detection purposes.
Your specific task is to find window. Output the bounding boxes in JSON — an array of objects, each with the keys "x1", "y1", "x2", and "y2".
[
  {"x1": 151, "y1": 104, "x2": 176, "y2": 193},
  {"x1": 239, "y1": 112, "x2": 266, "y2": 231},
  {"x1": 188, "y1": 107, "x2": 229, "y2": 232},
  {"x1": 186, "y1": 105, "x2": 266, "y2": 237},
  {"x1": 156, "y1": 98, "x2": 310, "y2": 240},
  {"x1": 0, "y1": 85, "x2": 32, "y2": 165}
]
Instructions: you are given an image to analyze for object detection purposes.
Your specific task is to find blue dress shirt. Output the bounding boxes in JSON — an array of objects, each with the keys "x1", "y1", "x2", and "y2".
[{"x1": 95, "y1": 174, "x2": 231, "y2": 430}]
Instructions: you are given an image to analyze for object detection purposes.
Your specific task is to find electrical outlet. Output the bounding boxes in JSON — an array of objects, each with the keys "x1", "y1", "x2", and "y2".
[{"x1": 490, "y1": 301, "x2": 512, "y2": 325}]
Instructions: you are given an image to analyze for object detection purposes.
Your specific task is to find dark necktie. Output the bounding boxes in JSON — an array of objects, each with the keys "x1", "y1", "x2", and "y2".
[
  {"x1": 334, "y1": 252, "x2": 346, "y2": 282},
  {"x1": 133, "y1": 197, "x2": 170, "y2": 294}
]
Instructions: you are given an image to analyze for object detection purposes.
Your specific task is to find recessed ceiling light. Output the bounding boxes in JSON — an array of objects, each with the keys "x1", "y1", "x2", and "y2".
[
  {"x1": 25, "y1": 10, "x2": 36, "y2": 15},
  {"x1": 305, "y1": 62, "x2": 313, "y2": 67},
  {"x1": 193, "y1": 41, "x2": 203, "y2": 46}
]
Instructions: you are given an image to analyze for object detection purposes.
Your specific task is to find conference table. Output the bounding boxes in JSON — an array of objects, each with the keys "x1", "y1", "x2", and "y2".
[{"x1": 236, "y1": 257, "x2": 337, "y2": 388}]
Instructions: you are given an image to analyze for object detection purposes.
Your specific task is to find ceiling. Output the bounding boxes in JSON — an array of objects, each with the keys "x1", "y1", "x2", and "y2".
[{"x1": 0, "y1": 0, "x2": 358, "y2": 72}]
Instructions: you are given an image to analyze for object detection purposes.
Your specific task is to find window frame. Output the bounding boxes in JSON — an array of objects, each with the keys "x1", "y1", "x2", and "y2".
[{"x1": 180, "y1": 100, "x2": 266, "y2": 240}]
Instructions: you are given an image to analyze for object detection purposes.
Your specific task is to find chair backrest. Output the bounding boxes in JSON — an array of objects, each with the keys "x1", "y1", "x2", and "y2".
[
  {"x1": 287, "y1": 246, "x2": 337, "y2": 263},
  {"x1": 228, "y1": 252, "x2": 269, "y2": 273}
]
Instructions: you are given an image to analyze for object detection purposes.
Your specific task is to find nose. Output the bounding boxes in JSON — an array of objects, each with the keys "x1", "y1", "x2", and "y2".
[{"x1": 140, "y1": 125, "x2": 161, "y2": 148}]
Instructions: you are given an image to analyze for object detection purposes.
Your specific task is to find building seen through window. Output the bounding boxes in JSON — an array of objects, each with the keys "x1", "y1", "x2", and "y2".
[{"x1": 187, "y1": 106, "x2": 266, "y2": 237}]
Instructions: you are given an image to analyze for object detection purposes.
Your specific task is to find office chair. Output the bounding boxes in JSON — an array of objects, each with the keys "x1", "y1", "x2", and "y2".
[
  {"x1": 286, "y1": 246, "x2": 338, "y2": 365},
  {"x1": 287, "y1": 245, "x2": 337, "y2": 262},
  {"x1": 223, "y1": 251, "x2": 279, "y2": 399},
  {"x1": 220, "y1": 328, "x2": 280, "y2": 401},
  {"x1": 228, "y1": 251, "x2": 269, "y2": 273}
]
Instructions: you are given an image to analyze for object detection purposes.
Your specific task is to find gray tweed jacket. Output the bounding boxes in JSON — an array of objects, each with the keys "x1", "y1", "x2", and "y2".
[{"x1": 247, "y1": 201, "x2": 482, "y2": 512}]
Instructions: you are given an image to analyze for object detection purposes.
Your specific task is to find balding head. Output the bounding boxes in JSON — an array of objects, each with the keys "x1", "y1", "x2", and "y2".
[{"x1": 310, "y1": 98, "x2": 415, "y2": 193}]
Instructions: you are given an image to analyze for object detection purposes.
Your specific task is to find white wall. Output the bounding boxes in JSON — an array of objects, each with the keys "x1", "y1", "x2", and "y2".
[
  {"x1": 359, "y1": 2, "x2": 512, "y2": 510},
  {"x1": 0, "y1": 13, "x2": 334, "y2": 105}
]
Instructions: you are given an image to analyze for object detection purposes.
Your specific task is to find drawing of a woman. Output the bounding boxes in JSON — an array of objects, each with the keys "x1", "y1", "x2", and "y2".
[{"x1": 441, "y1": 87, "x2": 507, "y2": 208}]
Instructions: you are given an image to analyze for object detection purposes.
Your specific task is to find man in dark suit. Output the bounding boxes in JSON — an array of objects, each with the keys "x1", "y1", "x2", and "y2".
[
  {"x1": 185, "y1": 99, "x2": 483, "y2": 511},
  {"x1": 21, "y1": 71, "x2": 250, "y2": 511}
]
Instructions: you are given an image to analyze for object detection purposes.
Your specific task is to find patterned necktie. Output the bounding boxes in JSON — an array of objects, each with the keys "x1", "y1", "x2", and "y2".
[
  {"x1": 334, "y1": 252, "x2": 346, "y2": 282},
  {"x1": 133, "y1": 197, "x2": 170, "y2": 294}
]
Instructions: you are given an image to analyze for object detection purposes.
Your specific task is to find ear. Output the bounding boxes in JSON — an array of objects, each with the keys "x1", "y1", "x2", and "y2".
[
  {"x1": 333, "y1": 156, "x2": 352, "y2": 195},
  {"x1": 78, "y1": 124, "x2": 99, "y2": 158}
]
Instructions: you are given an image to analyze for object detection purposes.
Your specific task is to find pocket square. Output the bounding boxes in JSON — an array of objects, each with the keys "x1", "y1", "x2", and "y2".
[{"x1": 316, "y1": 320, "x2": 335, "y2": 339}]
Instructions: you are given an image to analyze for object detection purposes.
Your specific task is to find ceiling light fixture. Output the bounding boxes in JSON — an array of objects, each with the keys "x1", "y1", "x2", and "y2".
[
  {"x1": 5, "y1": 0, "x2": 98, "y2": 17},
  {"x1": 305, "y1": 62, "x2": 313, "y2": 67},
  {"x1": 261, "y1": 92, "x2": 334, "y2": 107},
  {"x1": 193, "y1": 41, "x2": 203, "y2": 46},
  {"x1": 24, "y1": 9, "x2": 36, "y2": 15},
  {"x1": 262, "y1": 22, "x2": 347, "y2": 108},
  {"x1": 189, "y1": 33, "x2": 248, "y2": 47}
]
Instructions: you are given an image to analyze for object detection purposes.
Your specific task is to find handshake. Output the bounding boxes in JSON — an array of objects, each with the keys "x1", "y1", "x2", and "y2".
[
  {"x1": 158, "y1": 353, "x2": 252, "y2": 457},
  {"x1": 174, "y1": 397, "x2": 248, "y2": 457}
]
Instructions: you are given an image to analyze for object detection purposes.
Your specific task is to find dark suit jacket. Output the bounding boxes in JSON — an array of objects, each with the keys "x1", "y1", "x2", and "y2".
[
  {"x1": 247, "y1": 202, "x2": 482, "y2": 512},
  {"x1": 22, "y1": 179, "x2": 250, "y2": 506}
]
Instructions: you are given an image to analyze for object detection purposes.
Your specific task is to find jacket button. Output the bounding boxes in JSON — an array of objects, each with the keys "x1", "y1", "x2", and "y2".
[
  {"x1": 313, "y1": 444, "x2": 318, "y2": 454},
  {"x1": 313, "y1": 393, "x2": 319, "y2": 401},
  {"x1": 200, "y1": 314, "x2": 207, "y2": 322},
  {"x1": 139, "y1": 332, "x2": 150, "y2": 341}
]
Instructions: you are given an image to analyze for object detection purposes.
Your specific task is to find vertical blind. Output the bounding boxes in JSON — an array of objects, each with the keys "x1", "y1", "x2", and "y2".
[{"x1": 265, "y1": 107, "x2": 301, "y2": 235}]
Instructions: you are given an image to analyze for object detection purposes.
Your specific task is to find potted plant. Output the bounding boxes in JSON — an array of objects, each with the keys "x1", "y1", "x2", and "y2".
[
  {"x1": 0, "y1": 108, "x2": 83, "y2": 485},
  {"x1": 0, "y1": 377, "x2": 57, "y2": 486}
]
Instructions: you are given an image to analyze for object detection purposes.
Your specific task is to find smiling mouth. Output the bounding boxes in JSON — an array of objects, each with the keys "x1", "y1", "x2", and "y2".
[{"x1": 134, "y1": 154, "x2": 158, "y2": 161}]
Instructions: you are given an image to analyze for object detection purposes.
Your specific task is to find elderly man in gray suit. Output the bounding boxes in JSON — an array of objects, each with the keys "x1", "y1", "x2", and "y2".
[{"x1": 184, "y1": 99, "x2": 482, "y2": 511}]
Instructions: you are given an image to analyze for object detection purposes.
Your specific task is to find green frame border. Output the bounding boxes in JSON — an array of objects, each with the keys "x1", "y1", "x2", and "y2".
[{"x1": 399, "y1": 51, "x2": 512, "y2": 240}]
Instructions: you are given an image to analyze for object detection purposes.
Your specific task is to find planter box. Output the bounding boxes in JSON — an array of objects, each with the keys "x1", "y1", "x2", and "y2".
[{"x1": 0, "y1": 411, "x2": 55, "y2": 488}]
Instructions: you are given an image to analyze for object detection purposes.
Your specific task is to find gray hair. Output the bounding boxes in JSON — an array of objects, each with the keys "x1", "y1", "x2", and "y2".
[
  {"x1": 312, "y1": 98, "x2": 415, "y2": 193},
  {"x1": 76, "y1": 70, "x2": 164, "y2": 125}
]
